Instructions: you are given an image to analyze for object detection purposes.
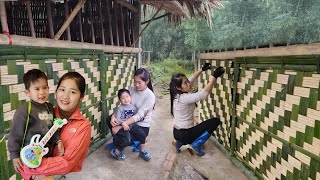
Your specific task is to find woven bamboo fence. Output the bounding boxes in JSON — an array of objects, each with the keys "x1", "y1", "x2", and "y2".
[
  {"x1": 0, "y1": 45, "x2": 137, "y2": 180},
  {"x1": 198, "y1": 56, "x2": 320, "y2": 179}
]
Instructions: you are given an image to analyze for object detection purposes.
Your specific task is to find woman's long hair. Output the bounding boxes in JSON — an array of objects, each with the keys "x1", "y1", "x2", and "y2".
[{"x1": 169, "y1": 73, "x2": 186, "y2": 117}]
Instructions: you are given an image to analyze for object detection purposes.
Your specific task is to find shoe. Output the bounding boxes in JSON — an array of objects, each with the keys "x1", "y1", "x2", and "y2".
[
  {"x1": 111, "y1": 149, "x2": 126, "y2": 160},
  {"x1": 176, "y1": 140, "x2": 184, "y2": 153},
  {"x1": 131, "y1": 140, "x2": 141, "y2": 152},
  {"x1": 139, "y1": 151, "x2": 151, "y2": 161},
  {"x1": 188, "y1": 131, "x2": 210, "y2": 157},
  {"x1": 105, "y1": 142, "x2": 115, "y2": 150}
]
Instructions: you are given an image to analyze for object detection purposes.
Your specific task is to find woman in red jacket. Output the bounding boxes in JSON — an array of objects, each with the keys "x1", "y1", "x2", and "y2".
[{"x1": 20, "y1": 72, "x2": 91, "y2": 180}]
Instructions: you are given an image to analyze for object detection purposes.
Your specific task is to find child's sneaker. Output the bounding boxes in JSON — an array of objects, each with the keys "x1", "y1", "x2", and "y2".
[
  {"x1": 139, "y1": 150, "x2": 151, "y2": 161},
  {"x1": 111, "y1": 149, "x2": 126, "y2": 161}
]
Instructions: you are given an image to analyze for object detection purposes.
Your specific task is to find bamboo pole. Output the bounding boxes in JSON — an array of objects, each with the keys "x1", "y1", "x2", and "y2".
[
  {"x1": 120, "y1": 5, "x2": 126, "y2": 46},
  {"x1": 98, "y1": 1, "x2": 105, "y2": 45},
  {"x1": 230, "y1": 63, "x2": 239, "y2": 156},
  {"x1": 77, "y1": 10, "x2": 84, "y2": 42},
  {"x1": 45, "y1": 0, "x2": 54, "y2": 38},
  {"x1": 130, "y1": 4, "x2": 163, "y2": 47},
  {"x1": 198, "y1": 43, "x2": 320, "y2": 59},
  {"x1": 0, "y1": 1, "x2": 9, "y2": 33},
  {"x1": 114, "y1": 3, "x2": 120, "y2": 46},
  {"x1": 106, "y1": 0, "x2": 113, "y2": 45},
  {"x1": 64, "y1": 0, "x2": 71, "y2": 41},
  {"x1": 54, "y1": 0, "x2": 86, "y2": 40},
  {"x1": 88, "y1": 0, "x2": 95, "y2": 44},
  {"x1": 0, "y1": 34, "x2": 141, "y2": 53},
  {"x1": 25, "y1": 0, "x2": 36, "y2": 38}
]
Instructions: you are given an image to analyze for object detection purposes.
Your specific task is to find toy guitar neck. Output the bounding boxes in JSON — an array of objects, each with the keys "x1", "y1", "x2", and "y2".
[{"x1": 20, "y1": 118, "x2": 67, "y2": 168}]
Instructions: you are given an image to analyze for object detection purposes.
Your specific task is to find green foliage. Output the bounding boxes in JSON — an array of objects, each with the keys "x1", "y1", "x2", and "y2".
[
  {"x1": 142, "y1": 0, "x2": 320, "y2": 60},
  {"x1": 149, "y1": 59, "x2": 193, "y2": 84}
]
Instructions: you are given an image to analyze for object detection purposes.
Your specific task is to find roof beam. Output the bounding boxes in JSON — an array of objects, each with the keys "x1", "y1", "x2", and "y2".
[
  {"x1": 198, "y1": 44, "x2": 320, "y2": 60},
  {"x1": 54, "y1": 0, "x2": 86, "y2": 40},
  {"x1": 115, "y1": 0, "x2": 138, "y2": 13}
]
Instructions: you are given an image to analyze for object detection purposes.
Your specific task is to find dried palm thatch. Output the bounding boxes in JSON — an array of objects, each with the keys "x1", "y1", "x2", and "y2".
[{"x1": 140, "y1": 0, "x2": 222, "y2": 29}]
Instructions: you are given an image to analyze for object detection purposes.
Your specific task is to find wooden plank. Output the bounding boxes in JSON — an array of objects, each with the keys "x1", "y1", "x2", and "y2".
[
  {"x1": 199, "y1": 44, "x2": 320, "y2": 59},
  {"x1": 114, "y1": 3, "x2": 120, "y2": 46},
  {"x1": 77, "y1": 10, "x2": 84, "y2": 42},
  {"x1": 120, "y1": 5, "x2": 126, "y2": 46}
]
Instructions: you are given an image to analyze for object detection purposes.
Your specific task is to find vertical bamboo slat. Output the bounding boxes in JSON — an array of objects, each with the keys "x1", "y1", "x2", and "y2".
[
  {"x1": 46, "y1": 0, "x2": 54, "y2": 38},
  {"x1": 106, "y1": 0, "x2": 113, "y2": 45},
  {"x1": 64, "y1": 0, "x2": 71, "y2": 41},
  {"x1": 25, "y1": 0, "x2": 36, "y2": 37}
]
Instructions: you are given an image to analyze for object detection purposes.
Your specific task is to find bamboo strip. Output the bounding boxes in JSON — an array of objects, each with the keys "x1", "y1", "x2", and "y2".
[
  {"x1": 281, "y1": 158, "x2": 294, "y2": 173},
  {"x1": 302, "y1": 77, "x2": 320, "y2": 89},
  {"x1": 302, "y1": 142, "x2": 320, "y2": 157},
  {"x1": 288, "y1": 155, "x2": 301, "y2": 170},
  {"x1": 9, "y1": 84, "x2": 24, "y2": 94},
  {"x1": 297, "y1": 114, "x2": 315, "y2": 127},
  {"x1": 277, "y1": 74, "x2": 289, "y2": 84},
  {"x1": 295, "y1": 151, "x2": 311, "y2": 165},
  {"x1": 293, "y1": 87, "x2": 310, "y2": 98},
  {"x1": 3, "y1": 103, "x2": 11, "y2": 112},
  {"x1": 271, "y1": 82, "x2": 283, "y2": 92},
  {"x1": 1, "y1": 75, "x2": 18, "y2": 85},
  {"x1": 290, "y1": 120, "x2": 305, "y2": 133}
]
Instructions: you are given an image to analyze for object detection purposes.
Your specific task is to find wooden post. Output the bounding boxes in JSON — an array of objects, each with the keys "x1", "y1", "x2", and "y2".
[
  {"x1": 0, "y1": 1, "x2": 9, "y2": 33},
  {"x1": 26, "y1": 0, "x2": 36, "y2": 37},
  {"x1": 46, "y1": 0, "x2": 54, "y2": 38},
  {"x1": 106, "y1": 0, "x2": 113, "y2": 45},
  {"x1": 54, "y1": 0, "x2": 86, "y2": 40},
  {"x1": 64, "y1": 0, "x2": 71, "y2": 41},
  {"x1": 98, "y1": 1, "x2": 105, "y2": 44},
  {"x1": 88, "y1": 0, "x2": 95, "y2": 44},
  {"x1": 77, "y1": 11, "x2": 84, "y2": 42},
  {"x1": 131, "y1": 4, "x2": 163, "y2": 47}
]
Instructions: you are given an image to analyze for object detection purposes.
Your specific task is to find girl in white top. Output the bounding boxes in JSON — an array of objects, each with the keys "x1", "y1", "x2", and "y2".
[{"x1": 169, "y1": 63, "x2": 224, "y2": 156}]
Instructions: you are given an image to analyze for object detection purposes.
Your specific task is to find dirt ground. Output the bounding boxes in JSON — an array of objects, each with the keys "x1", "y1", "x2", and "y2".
[{"x1": 63, "y1": 84, "x2": 250, "y2": 180}]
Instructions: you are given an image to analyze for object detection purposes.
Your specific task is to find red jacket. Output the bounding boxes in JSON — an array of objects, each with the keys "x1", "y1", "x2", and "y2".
[{"x1": 21, "y1": 106, "x2": 91, "y2": 179}]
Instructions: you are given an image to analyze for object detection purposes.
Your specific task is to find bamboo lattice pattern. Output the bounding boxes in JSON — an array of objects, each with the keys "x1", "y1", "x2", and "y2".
[
  {"x1": 236, "y1": 66, "x2": 320, "y2": 179},
  {"x1": 199, "y1": 60, "x2": 233, "y2": 149},
  {"x1": 0, "y1": 52, "x2": 137, "y2": 180}
]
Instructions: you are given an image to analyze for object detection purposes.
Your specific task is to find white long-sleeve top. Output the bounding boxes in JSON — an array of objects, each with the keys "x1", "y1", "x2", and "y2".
[
  {"x1": 129, "y1": 86, "x2": 156, "y2": 127},
  {"x1": 173, "y1": 75, "x2": 209, "y2": 129}
]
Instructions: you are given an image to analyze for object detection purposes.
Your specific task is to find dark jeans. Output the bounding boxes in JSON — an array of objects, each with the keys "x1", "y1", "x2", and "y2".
[
  {"x1": 173, "y1": 118, "x2": 221, "y2": 144},
  {"x1": 113, "y1": 128, "x2": 131, "y2": 151},
  {"x1": 106, "y1": 115, "x2": 149, "y2": 150}
]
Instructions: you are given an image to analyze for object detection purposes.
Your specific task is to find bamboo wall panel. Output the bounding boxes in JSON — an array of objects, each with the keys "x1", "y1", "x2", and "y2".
[
  {"x1": 105, "y1": 54, "x2": 136, "y2": 116},
  {"x1": 199, "y1": 59, "x2": 233, "y2": 149},
  {"x1": 199, "y1": 55, "x2": 320, "y2": 180},
  {"x1": 0, "y1": 46, "x2": 137, "y2": 180}
]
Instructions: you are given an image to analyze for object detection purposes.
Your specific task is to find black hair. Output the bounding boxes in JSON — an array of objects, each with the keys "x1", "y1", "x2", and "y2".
[
  {"x1": 118, "y1": 88, "x2": 130, "y2": 99},
  {"x1": 169, "y1": 73, "x2": 187, "y2": 117},
  {"x1": 134, "y1": 68, "x2": 153, "y2": 92},
  {"x1": 23, "y1": 69, "x2": 48, "y2": 90},
  {"x1": 56, "y1": 72, "x2": 86, "y2": 98}
]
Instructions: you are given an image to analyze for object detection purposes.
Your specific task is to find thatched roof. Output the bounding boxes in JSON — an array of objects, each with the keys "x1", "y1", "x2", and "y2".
[{"x1": 140, "y1": 0, "x2": 221, "y2": 29}]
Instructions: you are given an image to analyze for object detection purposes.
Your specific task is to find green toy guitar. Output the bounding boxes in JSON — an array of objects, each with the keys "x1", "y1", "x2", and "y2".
[{"x1": 20, "y1": 118, "x2": 67, "y2": 168}]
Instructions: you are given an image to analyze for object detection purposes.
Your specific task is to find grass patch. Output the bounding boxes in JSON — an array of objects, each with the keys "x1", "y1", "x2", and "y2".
[{"x1": 148, "y1": 59, "x2": 194, "y2": 84}]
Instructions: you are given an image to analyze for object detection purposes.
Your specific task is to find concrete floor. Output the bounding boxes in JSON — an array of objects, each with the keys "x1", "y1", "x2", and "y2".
[{"x1": 63, "y1": 85, "x2": 249, "y2": 180}]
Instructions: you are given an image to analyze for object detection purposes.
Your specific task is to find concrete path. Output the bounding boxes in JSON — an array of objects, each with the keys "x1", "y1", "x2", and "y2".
[{"x1": 63, "y1": 85, "x2": 249, "y2": 180}]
